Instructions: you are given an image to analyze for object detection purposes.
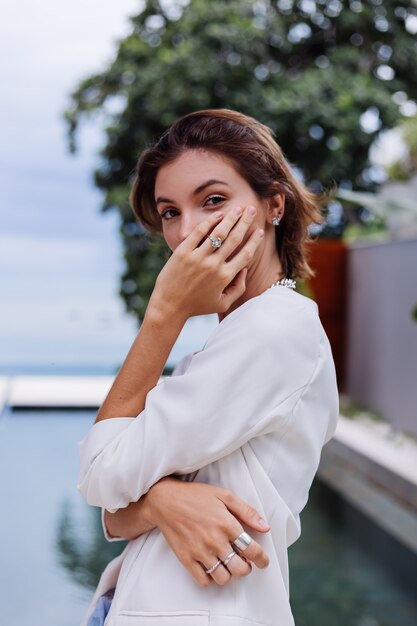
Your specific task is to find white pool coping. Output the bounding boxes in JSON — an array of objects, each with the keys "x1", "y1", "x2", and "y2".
[
  {"x1": 2, "y1": 375, "x2": 115, "y2": 409},
  {"x1": 333, "y1": 413, "x2": 417, "y2": 488}
]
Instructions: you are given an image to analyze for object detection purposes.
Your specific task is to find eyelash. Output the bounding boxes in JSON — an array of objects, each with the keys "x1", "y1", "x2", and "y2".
[{"x1": 160, "y1": 195, "x2": 226, "y2": 221}]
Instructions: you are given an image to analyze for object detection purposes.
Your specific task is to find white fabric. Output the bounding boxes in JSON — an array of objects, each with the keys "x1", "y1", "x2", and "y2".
[
  {"x1": 77, "y1": 286, "x2": 339, "y2": 626},
  {"x1": 100, "y1": 352, "x2": 199, "y2": 543}
]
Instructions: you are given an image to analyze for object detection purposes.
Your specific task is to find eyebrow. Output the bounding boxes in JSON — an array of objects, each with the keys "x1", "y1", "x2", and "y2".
[{"x1": 155, "y1": 179, "x2": 230, "y2": 206}]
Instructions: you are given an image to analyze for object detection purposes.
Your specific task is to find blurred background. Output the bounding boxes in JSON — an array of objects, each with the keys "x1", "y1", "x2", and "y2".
[{"x1": 1, "y1": 1, "x2": 416, "y2": 625}]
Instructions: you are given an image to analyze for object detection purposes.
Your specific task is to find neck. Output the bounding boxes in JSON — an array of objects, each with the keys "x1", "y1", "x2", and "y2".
[{"x1": 217, "y1": 257, "x2": 284, "y2": 324}]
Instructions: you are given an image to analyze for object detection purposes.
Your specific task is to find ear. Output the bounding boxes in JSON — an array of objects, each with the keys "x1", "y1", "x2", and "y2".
[{"x1": 266, "y1": 182, "x2": 285, "y2": 225}]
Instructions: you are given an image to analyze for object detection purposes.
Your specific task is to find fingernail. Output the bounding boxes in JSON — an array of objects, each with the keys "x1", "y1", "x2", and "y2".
[
  {"x1": 258, "y1": 228, "x2": 264, "y2": 236},
  {"x1": 234, "y1": 206, "x2": 242, "y2": 216},
  {"x1": 258, "y1": 518, "x2": 269, "y2": 529},
  {"x1": 248, "y1": 206, "x2": 256, "y2": 216},
  {"x1": 214, "y1": 212, "x2": 223, "y2": 218}
]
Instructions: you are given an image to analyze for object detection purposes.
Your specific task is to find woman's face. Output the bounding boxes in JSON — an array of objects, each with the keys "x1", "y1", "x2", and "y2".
[{"x1": 154, "y1": 149, "x2": 268, "y2": 256}]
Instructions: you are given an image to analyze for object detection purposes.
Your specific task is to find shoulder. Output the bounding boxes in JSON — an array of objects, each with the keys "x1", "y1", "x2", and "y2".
[
  {"x1": 206, "y1": 286, "x2": 321, "y2": 354},
  {"x1": 172, "y1": 288, "x2": 324, "y2": 392},
  {"x1": 187, "y1": 287, "x2": 323, "y2": 396},
  {"x1": 165, "y1": 288, "x2": 326, "y2": 418}
]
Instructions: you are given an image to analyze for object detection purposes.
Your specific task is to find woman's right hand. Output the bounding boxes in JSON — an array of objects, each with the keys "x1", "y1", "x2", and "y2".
[
  {"x1": 145, "y1": 476, "x2": 270, "y2": 587},
  {"x1": 147, "y1": 205, "x2": 264, "y2": 321}
]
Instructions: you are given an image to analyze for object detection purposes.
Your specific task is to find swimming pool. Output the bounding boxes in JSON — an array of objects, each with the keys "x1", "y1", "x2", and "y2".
[{"x1": 0, "y1": 410, "x2": 415, "y2": 625}]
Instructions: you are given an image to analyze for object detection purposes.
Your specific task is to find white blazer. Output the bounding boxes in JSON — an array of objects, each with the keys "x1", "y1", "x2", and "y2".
[{"x1": 77, "y1": 285, "x2": 339, "y2": 626}]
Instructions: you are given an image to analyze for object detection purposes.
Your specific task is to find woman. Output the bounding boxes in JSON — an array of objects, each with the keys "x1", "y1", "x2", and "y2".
[{"x1": 77, "y1": 109, "x2": 339, "y2": 626}]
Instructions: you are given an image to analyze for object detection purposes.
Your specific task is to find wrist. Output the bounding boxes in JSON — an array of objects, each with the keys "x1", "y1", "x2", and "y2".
[
  {"x1": 145, "y1": 477, "x2": 176, "y2": 526},
  {"x1": 146, "y1": 292, "x2": 189, "y2": 328}
]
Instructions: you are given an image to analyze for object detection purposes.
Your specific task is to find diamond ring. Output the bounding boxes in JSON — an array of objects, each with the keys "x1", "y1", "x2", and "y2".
[{"x1": 208, "y1": 235, "x2": 222, "y2": 249}]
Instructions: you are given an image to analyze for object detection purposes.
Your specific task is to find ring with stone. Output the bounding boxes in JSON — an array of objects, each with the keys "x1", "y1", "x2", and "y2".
[
  {"x1": 208, "y1": 234, "x2": 222, "y2": 249},
  {"x1": 231, "y1": 531, "x2": 252, "y2": 552}
]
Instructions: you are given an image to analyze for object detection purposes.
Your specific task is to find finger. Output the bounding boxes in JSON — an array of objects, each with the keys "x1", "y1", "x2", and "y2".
[
  {"x1": 232, "y1": 537, "x2": 269, "y2": 569},
  {"x1": 219, "y1": 267, "x2": 248, "y2": 311},
  {"x1": 209, "y1": 517, "x2": 269, "y2": 570},
  {"x1": 238, "y1": 267, "x2": 249, "y2": 293},
  {"x1": 195, "y1": 206, "x2": 246, "y2": 257},
  {"x1": 189, "y1": 561, "x2": 213, "y2": 588},
  {"x1": 214, "y1": 205, "x2": 258, "y2": 262},
  {"x1": 202, "y1": 557, "x2": 231, "y2": 586},
  {"x1": 220, "y1": 547, "x2": 252, "y2": 579},
  {"x1": 225, "y1": 227, "x2": 265, "y2": 279},
  {"x1": 224, "y1": 265, "x2": 247, "y2": 294},
  {"x1": 219, "y1": 489, "x2": 270, "y2": 533},
  {"x1": 178, "y1": 211, "x2": 225, "y2": 252},
  {"x1": 219, "y1": 230, "x2": 264, "y2": 310},
  {"x1": 216, "y1": 494, "x2": 270, "y2": 570}
]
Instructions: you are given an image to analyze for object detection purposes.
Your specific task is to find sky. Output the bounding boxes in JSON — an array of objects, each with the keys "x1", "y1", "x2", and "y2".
[
  {"x1": 1, "y1": 1, "x2": 412, "y2": 375},
  {"x1": 0, "y1": 0, "x2": 217, "y2": 374}
]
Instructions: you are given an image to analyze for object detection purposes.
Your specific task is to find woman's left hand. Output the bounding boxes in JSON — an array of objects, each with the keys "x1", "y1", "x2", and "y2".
[
  {"x1": 147, "y1": 206, "x2": 263, "y2": 321},
  {"x1": 144, "y1": 476, "x2": 270, "y2": 588}
]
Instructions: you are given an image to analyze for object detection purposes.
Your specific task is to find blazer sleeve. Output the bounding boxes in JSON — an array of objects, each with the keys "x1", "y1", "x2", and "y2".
[
  {"x1": 77, "y1": 300, "x2": 320, "y2": 513},
  {"x1": 99, "y1": 350, "x2": 200, "y2": 542}
]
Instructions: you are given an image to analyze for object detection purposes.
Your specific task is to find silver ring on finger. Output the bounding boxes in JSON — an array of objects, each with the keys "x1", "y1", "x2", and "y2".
[
  {"x1": 222, "y1": 550, "x2": 237, "y2": 567},
  {"x1": 208, "y1": 234, "x2": 222, "y2": 250},
  {"x1": 231, "y1": 531, "x2": 252, "y2": 552},
  {"x1": 205, "y1": 559, "x2": 222, "y2": 574}
]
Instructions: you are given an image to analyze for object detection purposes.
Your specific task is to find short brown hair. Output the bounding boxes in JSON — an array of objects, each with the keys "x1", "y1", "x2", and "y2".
[{"x1": 130, "y1": 109, "x2": 325, "y2": 280}]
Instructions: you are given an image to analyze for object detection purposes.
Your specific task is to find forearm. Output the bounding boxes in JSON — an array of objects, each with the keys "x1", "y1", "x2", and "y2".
[
  {"x1": 103, "y1": 477, "x2": 172, "y2": 540},
  {"x1": 104, "y1": 496, "x2": 153, "y2": 541},
  {"x1": 95, "y1": 303, "x2": 186, "y2": 423},
  {"x1": 98, "y1": 298, "x2": 186, "y2": 534}
]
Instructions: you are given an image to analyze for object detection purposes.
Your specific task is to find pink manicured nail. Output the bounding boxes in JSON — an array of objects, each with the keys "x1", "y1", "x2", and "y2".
[
  {"x1": 258, "y1": 518, "x2": 269, "y2": 529},
  {"x1": 234, "y1": 206, "x2": 242, "y2": 216},
  {"x1": 214, "y1": 212, "x2": 223, "y2": 218},
  {"x1": 248, "y1": 206, "x2": 256, "y2": 216}
]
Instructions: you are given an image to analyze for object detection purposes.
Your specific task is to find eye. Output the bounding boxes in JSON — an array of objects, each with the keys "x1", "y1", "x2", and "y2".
[
  {"x1": 204, "y1": 194, "x2": 226, "y2": 207},
  {"x1": 160, "y1": 208, "x2": 178, "y2": 221}
]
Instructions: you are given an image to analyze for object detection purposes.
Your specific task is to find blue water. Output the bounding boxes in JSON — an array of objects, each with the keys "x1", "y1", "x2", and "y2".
[
  {"x1": 289, "y1": 482, "x2": 417, "y2": 626},
  {"x1": 0, "y1": 410, "x2": 415, "y2": 626}
]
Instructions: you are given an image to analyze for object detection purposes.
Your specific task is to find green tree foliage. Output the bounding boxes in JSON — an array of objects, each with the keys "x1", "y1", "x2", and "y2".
[{"x1": 65, "y1": 0, "x2": 417, "y2": 322}]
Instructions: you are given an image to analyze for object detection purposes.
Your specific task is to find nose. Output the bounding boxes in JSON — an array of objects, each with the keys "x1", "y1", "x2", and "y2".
[{"x1": 178, "y1": 212, "x2": 201, "y2": 244}]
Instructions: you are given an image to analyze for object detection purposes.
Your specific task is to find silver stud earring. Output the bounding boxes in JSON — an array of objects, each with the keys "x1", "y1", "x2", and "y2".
[{"x1": 272, "y1": 216, "x2": 280, "y2": 226}]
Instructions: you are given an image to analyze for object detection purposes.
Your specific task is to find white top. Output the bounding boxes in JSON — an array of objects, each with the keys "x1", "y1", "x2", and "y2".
[{"x1": 77, "y1": 285, "x2": 339, "y2": 626}]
